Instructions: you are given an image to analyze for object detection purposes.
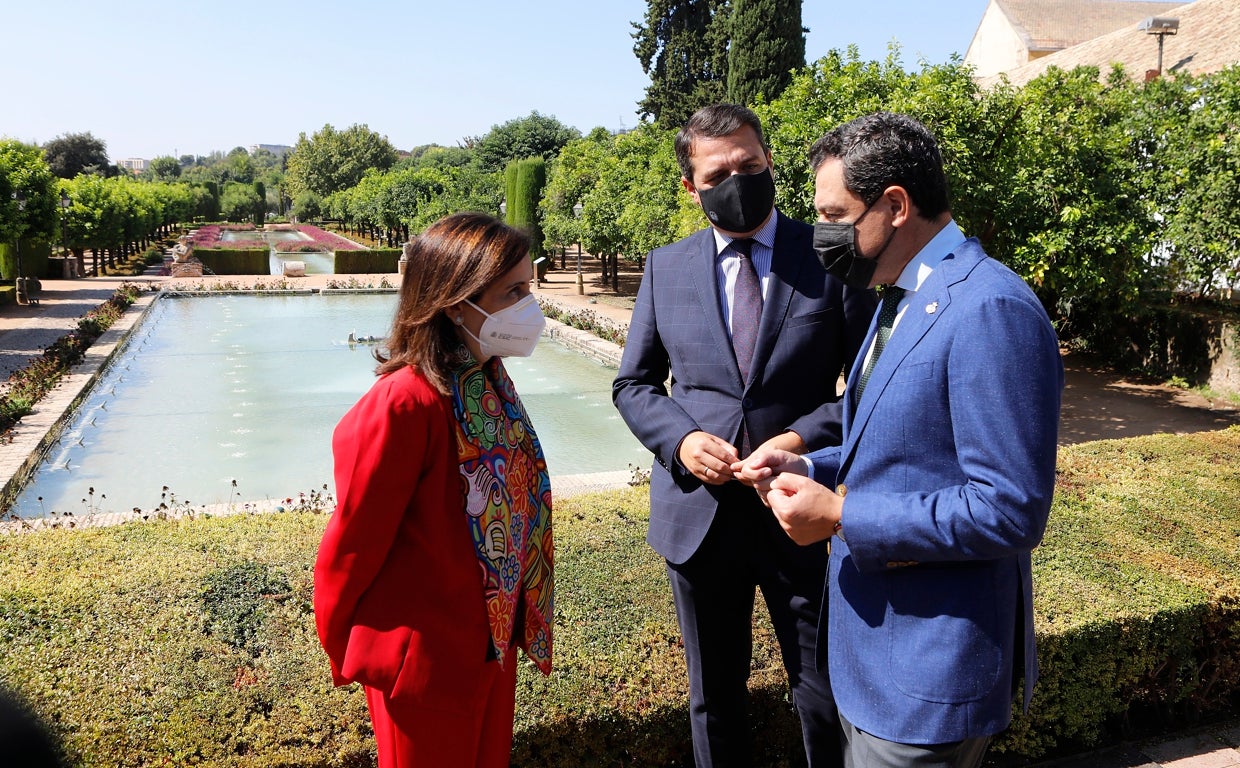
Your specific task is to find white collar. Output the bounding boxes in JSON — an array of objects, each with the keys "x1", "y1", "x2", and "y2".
[{"x1": 894, "y1": 219, "x2": 966, "y2": 293}]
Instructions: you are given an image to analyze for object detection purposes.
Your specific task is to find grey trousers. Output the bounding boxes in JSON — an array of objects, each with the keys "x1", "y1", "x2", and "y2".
[{"x1": 840, "y1": 714, "x2": 991, "y2": 768}]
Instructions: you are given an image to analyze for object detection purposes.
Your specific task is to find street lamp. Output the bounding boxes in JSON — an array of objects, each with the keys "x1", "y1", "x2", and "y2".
[
  {"x1": 1139, "y1": 16, "x2": 1179, "y2": 77},
  {"x1": 10, "y1": 190, "x2": 28, "y2": 305},
  {"x1": 59, "y1": 191, "x2": 74, "y2": 278},
  {"x1": 573, "y1": 201, "x2": 584, "y2": 296}
]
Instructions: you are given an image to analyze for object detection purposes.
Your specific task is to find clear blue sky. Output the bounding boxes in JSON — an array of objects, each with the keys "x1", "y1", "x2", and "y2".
[{"x1": 6, "y1": 0, "x2": 991, "y2": 162}]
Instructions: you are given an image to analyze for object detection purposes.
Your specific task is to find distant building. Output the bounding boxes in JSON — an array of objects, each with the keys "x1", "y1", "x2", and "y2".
[
  {"x1": 974, "y1": 0, "x2": 1237, "y2": 88},
  {"x1": 117, "y1": 157, "x2": 148, "y2": 174},
  {"x1": 248, "y1": 143, "x2": 292, "y2": 157},
  {"x1": 966, "y1": 0, "x2": 1186, "y2": 79}
]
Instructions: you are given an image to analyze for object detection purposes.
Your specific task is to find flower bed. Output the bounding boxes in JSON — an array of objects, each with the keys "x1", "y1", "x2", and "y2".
[{"x1": 190, "y1": 225, "x2": 366, "y2": 252}]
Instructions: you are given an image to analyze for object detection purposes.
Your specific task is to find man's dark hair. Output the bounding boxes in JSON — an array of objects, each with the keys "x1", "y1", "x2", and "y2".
[
  {"x1": 808, "y1": 112, "x2": 950, "y2": 220},
  {"x1": 675, "y1": 103, "x2": 768, "y2": 181}
]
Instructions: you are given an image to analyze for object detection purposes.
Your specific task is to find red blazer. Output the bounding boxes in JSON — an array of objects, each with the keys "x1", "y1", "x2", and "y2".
[{"x1": 314, "y1": 366, "x2": 492, "y2": 714}]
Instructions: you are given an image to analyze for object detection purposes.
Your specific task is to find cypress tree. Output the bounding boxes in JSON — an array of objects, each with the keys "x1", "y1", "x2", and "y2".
[
  {"x1": 633, "y1": 0, "x2": 731, "y2": 129},
  {"x1": 503, "y1": 161, "x2": 521, "y2": 226},
  {"x1": 727, "y1": 0, "x2": 805, "y2": 106},
  {"x1": 504, "y1": 158, "x2": 547, "y2": 266},
  {"x1": 252, "y1": 181, "x2": 266, "y2": 226}
]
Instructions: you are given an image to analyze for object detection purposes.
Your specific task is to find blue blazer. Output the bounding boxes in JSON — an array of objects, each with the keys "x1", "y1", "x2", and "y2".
[
  {"x1": 808, "y1": 238, "x2": 1063, "y2": 744},
  {"x1": 614, "y1": 213, "x2": 875, "y2": 564}
]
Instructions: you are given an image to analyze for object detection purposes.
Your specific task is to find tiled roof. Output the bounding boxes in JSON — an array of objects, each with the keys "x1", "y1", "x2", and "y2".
[
  {"x1": 996, "y1": 0, "x2": 1185, "y2": 52},
  {"x1": 981, "y1": 0, "x2": 1238, "y2": 87}
]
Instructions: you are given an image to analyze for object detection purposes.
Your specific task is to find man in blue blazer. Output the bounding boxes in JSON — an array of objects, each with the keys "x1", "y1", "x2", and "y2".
[
  {"x1": 737, "y1": 112, "x2": 1063, "y2": 767},
  {"x1": 613, "y1": 104, "x2": 876, "y2": 767}
]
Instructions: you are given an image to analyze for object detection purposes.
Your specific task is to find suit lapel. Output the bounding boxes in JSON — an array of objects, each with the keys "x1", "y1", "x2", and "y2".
[
  {"x1": 749, "y1": 214, "x2": 798, "y2": 386},
  {"x1": 839, "y1": 244, "x2": 987, "y2": 476},
  {"x1": 687, "y1": 229, "x2": 738, "y2": 385}
]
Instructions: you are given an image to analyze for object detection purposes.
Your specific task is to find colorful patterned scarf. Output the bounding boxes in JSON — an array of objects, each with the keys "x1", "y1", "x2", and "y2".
[{"x1": 449, "y1": 355, "x2": 553, "y2": 674}]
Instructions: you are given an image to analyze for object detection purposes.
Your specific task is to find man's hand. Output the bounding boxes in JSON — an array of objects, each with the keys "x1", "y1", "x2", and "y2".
[
  {"x1": 766, "y1": 473, "x2": 842, "y2": 546},
  {"x1": 677, "y1": 431, "x2": 741, "y2": 485},
  {"x1": 730, "y1": 448, "x2": 808, "y2": 499}
]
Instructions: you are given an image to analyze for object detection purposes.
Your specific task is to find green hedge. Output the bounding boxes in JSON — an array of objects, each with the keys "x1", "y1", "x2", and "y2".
[
  {"x1": 0, "y1": 239, "x2": 51, "y2": 282},
  {"x1": 0, "y1": 429, "x2": 1237, "y2": 766},
  {"x1": 333, "y1": 249, "x2": 401, "y2": 274},
  {"x1": 194, "y1": 248, "x2": 270, "y2": 276}
]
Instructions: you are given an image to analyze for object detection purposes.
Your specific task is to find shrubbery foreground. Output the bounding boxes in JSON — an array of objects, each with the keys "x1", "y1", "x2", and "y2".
[{"x1": 0, "y1": 428, "x2": 1236, "y2": 766}]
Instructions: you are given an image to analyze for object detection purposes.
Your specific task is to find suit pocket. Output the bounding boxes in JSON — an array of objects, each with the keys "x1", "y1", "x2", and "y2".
[
  {"x1": 785, "y1": 306, "x2": 838, "y2": 329},
  {"x1": 890, "y1": 360, "x2": 934, "y2": 383},
  {"x1": 886, "y1": 567, "x2": 1001, "y2": 703},
  {"x1": 340, "y1": 620, "x2": 412, "y2": 696}
]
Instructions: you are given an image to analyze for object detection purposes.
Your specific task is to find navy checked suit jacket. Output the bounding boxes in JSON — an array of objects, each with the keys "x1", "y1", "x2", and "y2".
[{"x1": 613, "y1": 213, "x2": 875, "y2": 564}]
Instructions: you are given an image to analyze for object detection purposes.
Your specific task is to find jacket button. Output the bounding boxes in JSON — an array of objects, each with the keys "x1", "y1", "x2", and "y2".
[
  {"x1": 836, "y1": 484, "x2": 848, "y2": 497},
  {"x1": 742, "y1": 397, "x2": 753, "y2": 409}
]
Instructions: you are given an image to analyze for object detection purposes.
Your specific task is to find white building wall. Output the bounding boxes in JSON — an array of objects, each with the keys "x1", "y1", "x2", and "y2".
[{"x1": 965, "y1": 0, "x2": 1030, "y2": 78}]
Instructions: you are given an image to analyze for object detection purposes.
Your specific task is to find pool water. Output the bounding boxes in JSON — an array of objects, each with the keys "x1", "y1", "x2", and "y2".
[{"x1": 10, "y1": 293, "x2": 648, "y2": 518}]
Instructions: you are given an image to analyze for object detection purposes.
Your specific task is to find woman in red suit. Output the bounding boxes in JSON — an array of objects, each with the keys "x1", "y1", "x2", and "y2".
[{"x1": 314, "y1": 212, "x2": 553, "y2": 767}]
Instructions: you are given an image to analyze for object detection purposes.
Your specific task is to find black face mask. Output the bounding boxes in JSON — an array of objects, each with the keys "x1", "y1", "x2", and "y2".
[
  {"x1": 696, "y1": 168, "x2": 776, "y2": 234},
  {"x1": 812, "y1": 201, "x2": 895, "y2": 290}
]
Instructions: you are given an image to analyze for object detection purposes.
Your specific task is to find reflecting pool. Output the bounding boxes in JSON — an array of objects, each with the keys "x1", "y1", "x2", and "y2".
[{"x1": 10, "y1": 293, "x2": 648, "y2": 518}]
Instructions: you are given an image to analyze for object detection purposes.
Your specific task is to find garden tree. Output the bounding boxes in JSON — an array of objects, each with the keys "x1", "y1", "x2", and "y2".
[
  {"x1": 503, "y1": 157, "x2": 548, "y2": 262},
  {"x1": 396, "y1": 144, "x2": 474, "y2": 171},
  {"x1": 726, "y1": 0, "x2": 805, "y2": 107},
  {"x1": 0, "y1": 140, "x2": 58, "y2": 248},
  {"x1": 117, "y1": 178, "x2": 162, "y2": 255},
  {"x1": 149, "y1": 181, "x2": 195, "y2": 234},
  {"x1": 248, "y1": 147, "x2": 284, "y2": 174},
  {"x1": 0, "y1": 140, "x2": 58, "y2": 281},
  {"x1": 224, "y1": 147, "x2": 256, "y2": 184},
  {"x1": 41, "y1": 131, "x2": 115, "y2": 179},
  {"x1": 610, "y1": 123, "x2": 696, "y2": 255},
  {"x1": 1141, "y1": 65, "x2": 1240, "y2": 296},
  {"x1": 541, "y1": 127, "x2": 616, "y2": 255},
  {"x1": 61, "y1": 174, "x2": 127, "y2": 275},
  {"x1": 180, "y1": 164, "x2": 223, "y2": 185},
  {"x1": 471, "y1": 112, "x2": 581, "y2": 174},
  {"x1": 189, "y1": 181, "x2": 221, "y2": 221},
  {"x1": 757, "y1": 46, "x2": 994, "y2": 226},
  {"x1": 292, "y1": 191, "x2": 322, "y2": 222},
  {"x1": 632, "y1": 0, "x2": 730, "y2": 128},
  {"x1": 982, "y1": 66, "x2": 1157, "y2": 336},
  {"x1": 252, "y1": 181, "x2": 266, "y2": 226},
  {"x1": 144, "y1": 156, "x2": 182, "y2": 181},
  {"x1": 220, "y1": 182, "x2": 261, "y2": 223},
  {"x1": 257, "y1": 169, "x2": 286, "y2": 215},
  {"x1": 285, "y1": 123, "x2": 399, "y2": 199},
  {"x1": 340, "y1": 168, "x2": 403, "y2": 244}
]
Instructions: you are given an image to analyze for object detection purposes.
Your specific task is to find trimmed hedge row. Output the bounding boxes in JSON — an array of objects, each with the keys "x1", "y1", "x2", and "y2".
[
  {"x1": 0, "y1": 429, "x2": 1237, "y2": 766},
  {"x1": 0, "y1": 239, "x2": 51, "y2": 282},
  {"x1": 194, "y1": 249, "x2": 270, "y2": 276},
  {"x1": 333, "y1": 249, "x2": 401, "y2": 274}
]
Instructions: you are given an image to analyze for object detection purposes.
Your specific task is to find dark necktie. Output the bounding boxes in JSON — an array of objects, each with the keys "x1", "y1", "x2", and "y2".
[
  {"x1": 856, "y1": 285, "x2": 905, "y2": 401},
  {"x1": 730, "y1": 238, "x2": 762, "y2": 384}
]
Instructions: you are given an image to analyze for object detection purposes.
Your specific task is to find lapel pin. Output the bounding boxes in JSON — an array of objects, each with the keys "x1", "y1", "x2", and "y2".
[{"x1": 925, "y1": 301, "x2": 938, "y2": 314}]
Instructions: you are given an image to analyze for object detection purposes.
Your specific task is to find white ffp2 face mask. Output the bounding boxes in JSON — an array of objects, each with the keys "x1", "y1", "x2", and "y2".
[{"x1": 463, "y1": 294, "x2": 546, "y2": 359}]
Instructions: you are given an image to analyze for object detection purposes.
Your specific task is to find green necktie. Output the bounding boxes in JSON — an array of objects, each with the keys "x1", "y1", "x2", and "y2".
[{"x1": 856, "y1": 286, "x2": 905, "y2": 401}]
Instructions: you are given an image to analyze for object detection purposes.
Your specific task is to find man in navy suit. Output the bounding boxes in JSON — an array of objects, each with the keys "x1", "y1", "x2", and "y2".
[
  {"x1": 737, "y1": 112, "x2": 1063, "y2": 767},
  {"x1": 613, "y1": 104, "x2": 876, "y2": 767}
]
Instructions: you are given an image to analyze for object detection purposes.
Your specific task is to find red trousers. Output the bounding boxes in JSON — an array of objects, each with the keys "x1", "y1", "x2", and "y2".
[{"x1": 364, "y1": 658, "x2": 519, "y2": 768}]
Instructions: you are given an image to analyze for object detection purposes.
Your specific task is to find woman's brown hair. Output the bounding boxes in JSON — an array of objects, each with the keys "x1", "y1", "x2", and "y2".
[{"x1": 376, "y1": 212, "x2": 530, "y2": 394}]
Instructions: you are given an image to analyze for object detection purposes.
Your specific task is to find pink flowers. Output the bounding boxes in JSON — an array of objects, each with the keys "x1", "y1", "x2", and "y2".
[{"x1": 189, "y1": 224, "x2": 366, "y2": 251}]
